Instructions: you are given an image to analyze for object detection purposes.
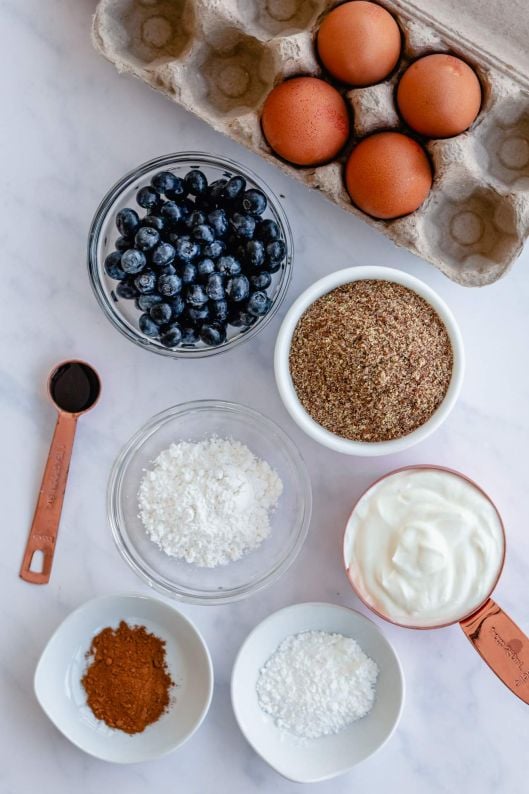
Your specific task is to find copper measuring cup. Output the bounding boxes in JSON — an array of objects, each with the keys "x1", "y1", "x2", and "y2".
[
  {"x1": 20, "y1": 360, "x2": 101, "y2": 584},
  {"x1": 343, "y1": 465, "x2": 529, "y2": 704}
]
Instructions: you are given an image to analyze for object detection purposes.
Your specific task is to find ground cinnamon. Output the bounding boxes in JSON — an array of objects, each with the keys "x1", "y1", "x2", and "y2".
[{"x1": 82, "y1": 621, "x2": 173, "y2": 734}]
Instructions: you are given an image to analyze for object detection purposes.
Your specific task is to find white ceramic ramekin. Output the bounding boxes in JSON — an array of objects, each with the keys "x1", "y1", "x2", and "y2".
[{"x1": 274, "y1": 267, "x2": 465, "y2": 456}]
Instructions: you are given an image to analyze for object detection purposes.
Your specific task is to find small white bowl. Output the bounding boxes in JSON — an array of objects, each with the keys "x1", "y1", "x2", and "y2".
[
  {"x1": 274, "y1": 266, "x2": 465, "y2": 456},
  {"x1": 231, "y1": 602, "x2": 404, "y2": 783},
  {"x1": 34, "y1": 594, "x2": 213, "y2": 763}
]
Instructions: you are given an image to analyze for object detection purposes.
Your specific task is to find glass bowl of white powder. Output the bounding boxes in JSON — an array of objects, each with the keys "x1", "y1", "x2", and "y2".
[{"x1": 108, "y1": 400, "x2": 312, "y2": 604}]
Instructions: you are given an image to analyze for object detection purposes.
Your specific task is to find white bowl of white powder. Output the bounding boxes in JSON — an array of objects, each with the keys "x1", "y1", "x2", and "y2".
[
  {"x1": 231, "y1": 603, "x2": 404, "y2": 783},
  {"x1": 108, "y1": 401, "x2": 312, "y2": 604}
]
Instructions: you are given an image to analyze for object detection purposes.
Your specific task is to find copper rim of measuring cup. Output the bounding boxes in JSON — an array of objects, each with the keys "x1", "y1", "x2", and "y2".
[
  {"x1": 342, "y1": 464, "x2": 507, "y2": 631},
  {"x1": 47, "y1": 359, "x2": 102, "y2": 415}
]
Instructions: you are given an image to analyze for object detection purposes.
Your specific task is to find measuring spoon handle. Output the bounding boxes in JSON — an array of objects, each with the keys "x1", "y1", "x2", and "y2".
[{"x1": 20, "y1": 411, "x2": 78, "y2": 584}]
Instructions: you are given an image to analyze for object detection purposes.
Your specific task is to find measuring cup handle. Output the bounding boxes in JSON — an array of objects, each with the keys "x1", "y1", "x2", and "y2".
[
  {"x1": 20, "y1": 411, "x2": 78, "y2": 584},
  {"x1": 460, "y1": 598, "x2": 529, "y2": 703}
]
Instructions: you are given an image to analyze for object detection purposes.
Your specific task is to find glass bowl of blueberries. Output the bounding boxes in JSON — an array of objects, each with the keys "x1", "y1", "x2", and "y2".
[{"x1": 88, "y1": 153, "x2": 293, "y2": 357}]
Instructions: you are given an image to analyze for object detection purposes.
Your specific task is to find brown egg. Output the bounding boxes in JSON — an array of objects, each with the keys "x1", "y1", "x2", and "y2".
[
  {"x1": 397, "y1": 54, "x2": 482, "y2": 138},
  {"x1": 345, "y1": 132, "x2": 432, "y2": 219},
  {"x1": 317, "y1": 1, "x2": 401, "y2": 87},
  {"x1": 261, "y1": 77, "x2": 350, "y2": 166}
]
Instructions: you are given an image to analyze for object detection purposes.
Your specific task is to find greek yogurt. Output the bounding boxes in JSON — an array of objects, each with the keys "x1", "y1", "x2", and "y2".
[{"x1": 344, "y1": 468, "x2": 505, "y2": 627}]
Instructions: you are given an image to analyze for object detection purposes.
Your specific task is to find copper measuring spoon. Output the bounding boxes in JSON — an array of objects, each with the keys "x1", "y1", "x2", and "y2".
[
  {"x1": 20, "y1": 360, "x2": 101, "y2": 584},
  {"x1": 343, "y1": 465, "x2": 529, "y2": 704}
]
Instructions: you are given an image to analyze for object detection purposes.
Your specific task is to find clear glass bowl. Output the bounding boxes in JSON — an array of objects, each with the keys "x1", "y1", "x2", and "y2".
[
  {"x1": 88, "y1": 152, "x2": 293, "y2": 358},
  {"x1": 108, "y1": 401, "x2": 312, "y2": 604}
]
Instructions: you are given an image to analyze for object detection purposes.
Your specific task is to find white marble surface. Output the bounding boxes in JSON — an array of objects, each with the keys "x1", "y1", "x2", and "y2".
[{"x1": 2, "y1": 2, "x2": 529, "y2": 792}]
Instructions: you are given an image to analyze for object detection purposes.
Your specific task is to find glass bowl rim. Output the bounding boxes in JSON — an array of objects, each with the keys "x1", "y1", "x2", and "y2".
[
  {"x1": 87, "y1": 152, "x2": 294, "y2": 359},
  {"x1": 107, "y1": 399, "x2": 313, "y2": 604}
]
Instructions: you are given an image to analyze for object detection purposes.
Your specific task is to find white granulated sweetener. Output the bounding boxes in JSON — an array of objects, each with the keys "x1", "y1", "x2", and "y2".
[
  {"x1": 256, "y1": 631, "x2": 379, "y2": 739},
  {"x1": 138, "y1": 437, "x2": 283, "y2": 568}
]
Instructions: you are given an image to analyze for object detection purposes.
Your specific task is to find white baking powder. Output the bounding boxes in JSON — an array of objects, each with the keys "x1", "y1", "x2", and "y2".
[
  {"x1": 138, "y1": 437, "x2": 283, "y2": 568},
  {"x1": 256, "y1": 631, "x2": 378, "y2": 739}
]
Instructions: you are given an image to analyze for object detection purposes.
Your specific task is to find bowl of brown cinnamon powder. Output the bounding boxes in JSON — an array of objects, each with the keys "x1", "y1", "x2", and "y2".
[
  {"x1": 34, "y1": 594, "x2": 213, "y2": 762},
  {"x1": 274, "y1": 267, "x2": 464, "y2": 456}
]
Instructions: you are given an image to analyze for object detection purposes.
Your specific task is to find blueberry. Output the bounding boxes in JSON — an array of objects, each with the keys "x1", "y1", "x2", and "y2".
[
  {"x1": 151, "y1": 171, "x2": 179, "y2": 196},
  {"x1": 142, "y1": 214, "x2": 165, "y2": 233},
  {"x1": 267, "y1": 260, "x2": 282, "y2": 274},
  {"x1": 226, "y1": 231, "x2": 243, "y2": 249},
  {"x1": 121, "y1": 248, "x2": 146, "y2": 274},
  {"x1": 115, "y1": 236, "x2": 131, "y2": 252},
  {"x1": 135, "y1": 226, "x2": 160, "y2": 252},
  {"x1": 179, "y1": 198, "x2": 194, "y2": 219},
  {"x1": 136, "y1": 186, "x2": 160, "y2": 210},
  {"x1": 115, "y1": 279, "x2": 138, "y2": 300},
  {"x1": 250, "y1": 271, "x2": 272, "y2": 290},
  {"x1": 160, "y1": 323, "x2": 183, "y2": 348},
  {"x1": 184, "y1": 169, "x2": 207, "y2": 196},
  {"x1": 207, "y1": 179, "x2": 227, "y2": 205},
  {"x1": 175, "y1": 237, "x2": 200, "y2": 262},
  {"x1": 197, "y1": 257, "x2": 215, "y2": 281},
  {"x1": 201, "y1": 322, "x2": 226, "y2": 346},
  {"x1": 159, "y1": 264, "x2": 177, "y2": 277},
  {"x1": 192, "y1": 223, "x2": 215, "y2": 243},
  {"x1": 137, "y1": 293, "x2": 162, "y2": 311},
  {"x1": 187, "y1": 305, "x2": 210, "y2": 323},
  {"x1": 169, "y1": 295, "x2": 185, "y2": 317},
  {"x1": 210, "y1": 298, "x2": 229, "y2": 322},
  {"x1": 217, "y1": 255, "x2": 241, "y2": 276},
  {"x1": 246, "y1": 290, "x2": 269, "y2": 316},
  {"x1": 229, "y1": 239, "x2": 246, "y2": 263},
  {"x1": 256, "y1": 218, "x2": 280, "y2": 242},
  {"x1": 151, "y1": 242, "x2": 176, "y2": 267},
  {"x1": 245, "y1": 239, "x2": 265, "y2": 269},
  {"x1": 202, "y1": 240, "x2": 225, "y2": 260},
  {"x1": 116, "y1": 208, "x2": 140, "y2": 237},
  {"x1": 223, "y1": 175, "x2": 246, "y2": 201},
  {"x1": 186, "y1": 283, "x2": 208, "y2": 307},
  {"x1": 185, "y1": 209, "x2": 207, "y2": 229},
  {"x1": 266, "y1": 239, "x2": 286, "y2": 265},
  {"x1": 165, "y1": 176, "x2": 186, "y2": 200},
  {"x1": 134, "y1": 269, "x2": 156, "y2": 294},
  {"x1": 206, "y1": 272, "x2": 225, "y2": 301},
  {"x1": 181, "y1": 325, "x2": 199, "y2": 346},
  {"x1": 207, "y1": 208, "x2": 229, "y2": 238},
  {"x1": 160, "y1": 200, "x2": 184, "y2": 227},
  {"x1": 226, "y1": 274, "x2": 250, "y2": 303},
  {"x1": 150, "y1": 302, "x2": 173, "y2": 325},
  {"x1": 157, "y1": 273, "x2": 182, "y2": 297},
  {"x1": 229, "y1": 309, "x2": 256, "y2": 327},
  {"x1": 241, "y1": 188, "x2": 267, "y2": 215},
  {"x1": 181, "y1": 262, "x2": 197, "y2": 285},
  {"x1": 230, "y1": 212, "x2": 256, "y2": 239},
  {"x1": 104, "y1": 251, "x2": 125, "y2": 280},
  {"x1": 139, "y1": 313, "x2": 159, "y2": 337}
]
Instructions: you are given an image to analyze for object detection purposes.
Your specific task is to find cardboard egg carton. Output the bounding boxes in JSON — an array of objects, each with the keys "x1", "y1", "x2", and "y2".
[{"x1": 92, "y1": 0, "x2": 529, "y2": 286}]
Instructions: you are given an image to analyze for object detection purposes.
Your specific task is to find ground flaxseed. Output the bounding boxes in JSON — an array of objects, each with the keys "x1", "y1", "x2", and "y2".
[{"x1": 289, "y1": 280, "x2": 453, "y2": 442}]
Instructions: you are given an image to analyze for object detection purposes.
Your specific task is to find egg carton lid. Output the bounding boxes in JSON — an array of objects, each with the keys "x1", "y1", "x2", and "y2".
[{"x1": 390, "y1": 0, "x2": 529, "y2": 88}]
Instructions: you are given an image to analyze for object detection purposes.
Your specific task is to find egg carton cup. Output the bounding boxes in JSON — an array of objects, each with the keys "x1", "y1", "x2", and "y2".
[{"x1": 92, "y1": 0, "x2": 529, "y2": 286}]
